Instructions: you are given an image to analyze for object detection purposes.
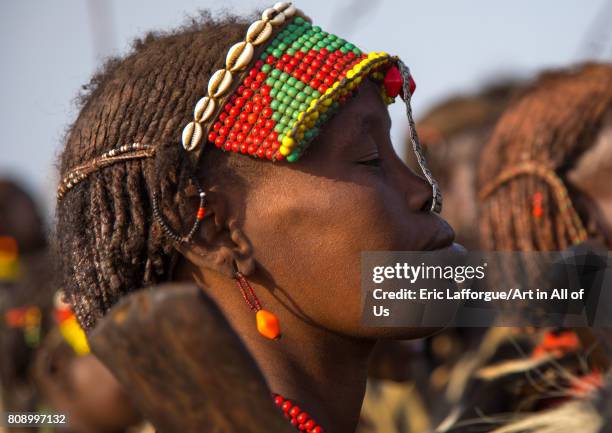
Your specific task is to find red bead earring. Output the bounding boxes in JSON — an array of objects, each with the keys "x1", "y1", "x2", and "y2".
[{"x1": 234, "y1": 270, "x2": 281, "y2": 340}]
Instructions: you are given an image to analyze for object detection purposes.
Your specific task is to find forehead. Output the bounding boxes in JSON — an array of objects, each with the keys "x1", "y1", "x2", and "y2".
[
  {"x1": 301, "y1": 80, "x2": 390, "y2": 161},
  {"x1": 338, "y1": 79, "x2": 389, "y2": 123}
]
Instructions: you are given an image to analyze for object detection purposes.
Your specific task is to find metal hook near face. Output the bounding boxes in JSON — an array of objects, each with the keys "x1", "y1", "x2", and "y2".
[{"x1": 397, "y1": 59, "x2": 442, "y2": 214}]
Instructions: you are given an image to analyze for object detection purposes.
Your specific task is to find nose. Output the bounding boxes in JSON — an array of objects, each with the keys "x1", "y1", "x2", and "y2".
[{"x1": 404, "y1": 169, "x2": 434, "y2": 212}]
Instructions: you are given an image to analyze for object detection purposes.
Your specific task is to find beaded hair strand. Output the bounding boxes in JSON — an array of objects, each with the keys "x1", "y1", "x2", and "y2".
[{"x1": 57, "y1": 143, "x2": 155, "y2": 201}]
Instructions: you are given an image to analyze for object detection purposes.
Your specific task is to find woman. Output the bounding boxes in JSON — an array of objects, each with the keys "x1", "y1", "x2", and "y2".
[
  {"x1": 55, "y1": 4, "x2": 456, "y2": 433},
  {"x1": 0, "y1": 179, "x2": 142, "y2": 433}
]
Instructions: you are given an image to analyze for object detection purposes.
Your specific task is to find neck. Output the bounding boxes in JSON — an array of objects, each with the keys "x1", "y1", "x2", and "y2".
[
  {"x1": 196, "y1": 269, "x2": 375, "y2": 433},
  {"x1": 246, "y1": 311, "x2": 374, "y2": 433}
]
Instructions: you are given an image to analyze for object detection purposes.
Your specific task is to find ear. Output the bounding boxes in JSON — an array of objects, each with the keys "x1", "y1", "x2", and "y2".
[{"x1": 176, "y1": 186, "x2": 255, "y2": 278}]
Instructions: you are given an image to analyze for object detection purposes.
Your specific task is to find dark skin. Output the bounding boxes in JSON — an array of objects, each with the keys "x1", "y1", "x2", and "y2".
[{"x1": 176, "y1": 80, "x2": 456, "y2": 433}]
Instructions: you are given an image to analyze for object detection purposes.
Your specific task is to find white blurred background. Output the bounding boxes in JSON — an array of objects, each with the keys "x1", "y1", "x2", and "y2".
[{"x1": 1, "y1": 0, "x2": 611, "y2": 217}]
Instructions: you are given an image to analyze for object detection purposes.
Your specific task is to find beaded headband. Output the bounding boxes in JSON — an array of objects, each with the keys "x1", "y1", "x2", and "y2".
[{"x1": 57, "y1": 2, "x2": 441, "y2": 224}]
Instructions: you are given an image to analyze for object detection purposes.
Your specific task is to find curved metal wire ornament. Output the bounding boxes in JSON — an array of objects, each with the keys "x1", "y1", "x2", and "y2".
[
  {"x1": 397, "y1": 60, "x2": 442, "y2": 214},
  {"x1": 152, "y1": 187, "x2": 207, "y2": 244}
]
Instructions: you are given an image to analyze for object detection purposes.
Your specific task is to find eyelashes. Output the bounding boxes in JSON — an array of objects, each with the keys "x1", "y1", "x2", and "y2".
[{"x1": 356, "y1": 157, "x2": 382, "y2": 167}]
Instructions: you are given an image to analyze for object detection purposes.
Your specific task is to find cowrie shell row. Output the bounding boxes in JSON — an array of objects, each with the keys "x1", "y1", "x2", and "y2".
[
  {"x1": 182, "y1": 3, "x2": 297, "y2": 152},
  {"x1": 194, "y1": 96, "x2": 216, "y2": 122},
  {"x1": 226, "y1": 41, "x2": 255, "y2": 72},
  {"x1": 182, "y1": 121, "x2": 203, "y2": 151},
  {"x1": 246, "y1": 20, "x2": 273, "y2": 46},
  {"x1": 207, "y1": 69, "x2": 233, "y2": 98}
]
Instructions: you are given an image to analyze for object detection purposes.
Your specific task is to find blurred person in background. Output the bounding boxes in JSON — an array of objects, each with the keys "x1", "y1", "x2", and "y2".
[
  {"x1": 479, "y1": 63, "x2": 612, "y2": 253},
  {"x1": 436, "y1": 62, "x2": 612, "y2": 433},
  {"x1": 33, "y1": 291, "x2": 144, "y2": 433},
  {"x1": 0, "y1": 179, "x2": 143, "y2": 433},
  {"x1": 0, "y1": 179, "x2": 54, "y2": 424}
]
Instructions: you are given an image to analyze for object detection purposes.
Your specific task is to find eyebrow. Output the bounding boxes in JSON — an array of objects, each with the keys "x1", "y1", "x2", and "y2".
[{"x1": 356, "y1": 109, "x2": 387, "y2": 134}]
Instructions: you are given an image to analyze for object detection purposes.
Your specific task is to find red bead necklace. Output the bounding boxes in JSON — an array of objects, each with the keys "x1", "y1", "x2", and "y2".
[{"x1": 273, "y1": 393, "x2": 325, "y2": 433}]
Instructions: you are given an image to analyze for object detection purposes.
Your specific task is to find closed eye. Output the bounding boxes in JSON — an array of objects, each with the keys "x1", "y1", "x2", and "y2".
[{"x1": 357, "y1": 157, "x2": 381, "y2": 167}]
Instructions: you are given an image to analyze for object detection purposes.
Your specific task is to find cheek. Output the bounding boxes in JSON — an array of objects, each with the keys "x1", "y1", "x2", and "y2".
[{"x1": 243, "y1": 172, "x2": 420, "y2": 333}]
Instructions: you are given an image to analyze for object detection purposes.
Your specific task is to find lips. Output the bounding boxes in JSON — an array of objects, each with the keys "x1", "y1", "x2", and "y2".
[{"x1": 421, "y1": 217, "x2": 456, "y2": 251}]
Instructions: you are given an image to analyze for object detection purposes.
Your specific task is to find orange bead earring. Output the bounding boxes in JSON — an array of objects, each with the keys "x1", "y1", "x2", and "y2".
[{"x1": 234, "y1": 269, "x2": 281, "y2": 340}]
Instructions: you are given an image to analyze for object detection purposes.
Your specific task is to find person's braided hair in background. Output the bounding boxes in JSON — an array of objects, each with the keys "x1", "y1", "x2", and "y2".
[
  {"x1": 478, "y1": 63, "x2": 612, "y2": 252},
  {"x1": 54, "y1": 14, "x2": 266, "y2": 331},
  {"x1": 465, "y1": 63, "x2": 612, "y2": 433}
]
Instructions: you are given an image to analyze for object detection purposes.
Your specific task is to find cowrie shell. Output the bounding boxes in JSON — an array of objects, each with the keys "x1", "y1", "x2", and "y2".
[
  {"x1": 246, "y1": 20, "x2": 273, "y2": 46},
  {"x1": 273, "y1": 2, "x2": 290, "y2": 12},
  {"x1": 207, "y1": 69, "x2": 233, "y2": 98},
  {"x1": 225, "y1": 41, "x2": 254, "y2": 72},
  {"x1": 193, "y1": 96, "x2": 216, "y2": 123},
  {"x1": 182, "y1": 121, "x2": 203, "y2": 151},
  {"x1": 273, "y1": 2, "x2": 296, "y2": 18},
  {"x1": 269, "y1": 11, "x2": 285, "y2": 26},
  {"x1": 262, "y1": 7, "x2": 278, "y2": 22},
  {"x1": 282, "y1": 5, "x2": 296, "y2": 17}
]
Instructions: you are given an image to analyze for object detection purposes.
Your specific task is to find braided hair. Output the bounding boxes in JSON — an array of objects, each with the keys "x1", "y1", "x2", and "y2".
[
  {"x1": 478, "y1": 63, "x2": 612, "y2": 251},
  {"x1": 55, "y1": 14, "x2": 252, "y2": 330}
]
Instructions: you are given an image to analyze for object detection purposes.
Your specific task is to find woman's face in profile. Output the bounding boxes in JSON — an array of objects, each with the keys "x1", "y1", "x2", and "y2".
[{"x1": 239, "y1": 80, "x2": 455, "y2": 339}]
